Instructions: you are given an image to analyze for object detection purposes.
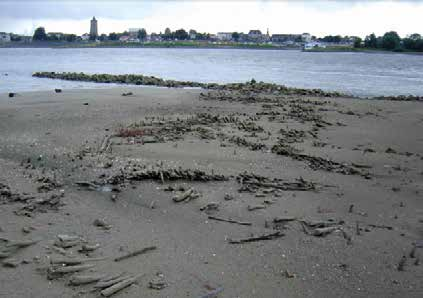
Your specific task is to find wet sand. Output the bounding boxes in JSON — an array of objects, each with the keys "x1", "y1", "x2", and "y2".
[{"x1": 0, "y1": 86, "x2": 422, "y2": 298}]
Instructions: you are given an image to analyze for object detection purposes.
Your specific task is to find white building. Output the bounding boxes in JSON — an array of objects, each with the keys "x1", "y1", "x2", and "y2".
[
  {"x1": 0, "y1": 32, "x2": 11, "y2": 42},
  {"x1": 216, "y1": 32, "x2": 233, "y2": 41},
  {"x1": 304, "y1": 41, "x2": 326, "y2": 50},
  {"x1": 81, "y1": 33, "x2": 90, "y2": 41}
]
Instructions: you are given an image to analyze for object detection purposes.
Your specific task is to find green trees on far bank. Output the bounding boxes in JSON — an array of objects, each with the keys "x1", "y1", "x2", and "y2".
[
  {"x1": 360, "y1": 31, "x2": 423, "y2": 52},
  {"x1": 33, "y1": 27, "x2": 47, "y2": 41}
]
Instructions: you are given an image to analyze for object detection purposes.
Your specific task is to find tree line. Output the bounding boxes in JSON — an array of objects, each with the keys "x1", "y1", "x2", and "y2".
[{"x1": 357, "y1": 31, "x2": 423, "y2": 52}]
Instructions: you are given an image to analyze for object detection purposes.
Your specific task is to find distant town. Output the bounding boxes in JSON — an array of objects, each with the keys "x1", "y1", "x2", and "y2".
[{"x1": 1, "y1": 17, "x2": 422, "y2": 52}]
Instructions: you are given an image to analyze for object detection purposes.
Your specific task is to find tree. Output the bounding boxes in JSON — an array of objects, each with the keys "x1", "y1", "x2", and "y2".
[
  {"x1": 364, "y1": 33, "x2": 377, "y2": 48},
  {"x1": 99, "y1": 34, "x2": 108, "y2": 41},
  {"x1": 65, "y1": 34, "x2": 76, "y2": 42},
  {"x1": 174, "y1": 29, "x2": 188, "y2": 40},
  {"x1": 403, "y1": 33, "x2": 423, "y2": 51},
  {"x1": 108, "y1": 32, "x2": 118, "y2": 40},
  {"x1": 33, "y1": 27, "x2": 47, "y2": 41},
  {"x1": 382, "y1": 31, "x2": 401, "y2": 50},
  {"x1": 188, "y1": 29, "x2": 196, "y2": 39},
  {"x1": 138, "y1": 28, "x2": 147, "y2": 41},
  {"x1": 353, "y1": 37, "x2": 362, "y2": 48},
  {"x1": 232, "y1": 32, "x2": 240, "y2": 41}
]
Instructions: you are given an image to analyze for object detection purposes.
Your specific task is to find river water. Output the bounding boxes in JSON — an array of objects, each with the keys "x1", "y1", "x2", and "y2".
[{"x1": 1, "y1": 47, "x2": 422, "y2": 97}]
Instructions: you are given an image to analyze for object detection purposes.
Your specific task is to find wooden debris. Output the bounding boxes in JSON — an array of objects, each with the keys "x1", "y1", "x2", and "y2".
[
  {"x1": 94, "y1": 274, "x2": 130, "y2": 289},
  {"x1": 100, "y1": 275, "x2": 138, "y2": 297},
  {"x1": 148, "y1": 273, "x2": 167, "y2": 290},
  {"x1": 2, "y1": 258, "x2": 20, "y2": 268},
  {"x1": 200, "y1": 286, "x2": 224, "y2": 298},
  {"x1": 228, "y1": 231, "x2": 284, "y2": 244},
  {"x1": 55, "y1": 234, "x2": 80, "y2": 248},
  {"x1": 273, "y1": 217, "x2": 296, "y2": 223},
  {"x1": 47, "y1": 264, "x2": 95, "y2": 279},
  {"x1": 237, "y1": 172, "x2": 315, "y2": 192},
  {"x1": 93, "y1": 218, "x2": 112, "y2": 230},
  {"x1": 69, "y1": 274, "x2": 106, "y2": 285},
  {"x1": 50, "y1": 256, "x2": 106, "y2": 265},
  {"x1": 368, "y1": 224, "x2": 393, "y2": 230},
  {"x1": 173, "y1": 188, "x2": 200, "y2": 203},
  {"x1": 6, "y1": 239, "x2": 40, "y2": 248},
  {"x1": 409, "y1": 245, "x2": 416, "y2": 258},
  {"x1": 397, "y1": 256, "x2": 406, "y2": 271},
  {"x1": 75, "y1": 181, "x2": 98, "y2": 190},
  {"x1": 200, "y1": 202, "x2": 220, "y2": 213},
  {"x1": 248, "y1": 204, "x2": 266, "y2": 211},
  {"x1": 208, "y1": 216, "x2": 252, "y2": 226},
  {"x1": 79, "y1": 243, "x2": 100, "y2": 253},
  {"x1": 312, "y1": 226, "x2": 338, "y2": 237},
  {"x1": 114, "y1": 246, "x2": 157, "y2": 262}
]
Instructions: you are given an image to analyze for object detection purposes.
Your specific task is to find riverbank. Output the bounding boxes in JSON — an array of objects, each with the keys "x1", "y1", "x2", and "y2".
[
  {"x1": 1, "y1": 86, "x2": 422, "y2": 297},
  {"x1": 0, "y1": 41, "x2": 298, "y2": 50},
  {"x1": 304, "y1": 46, "x2": 423, "y2": 55}
]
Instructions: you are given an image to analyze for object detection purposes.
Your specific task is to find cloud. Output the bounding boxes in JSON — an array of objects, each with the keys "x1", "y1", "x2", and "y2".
[{"x1": 1, "y1": 1, "x2": 422, "y2": 37}]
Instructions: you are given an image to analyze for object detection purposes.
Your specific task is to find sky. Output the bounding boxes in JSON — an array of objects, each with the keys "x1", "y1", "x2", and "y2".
[{"x1": 0, "y1": 0, "x2": 422, "y2": 38}]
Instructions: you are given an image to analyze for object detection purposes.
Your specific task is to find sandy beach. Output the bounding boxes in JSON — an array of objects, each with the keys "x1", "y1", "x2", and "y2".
[{"x1": 0, "y1": 86, "x2": 422, "y2": 298}]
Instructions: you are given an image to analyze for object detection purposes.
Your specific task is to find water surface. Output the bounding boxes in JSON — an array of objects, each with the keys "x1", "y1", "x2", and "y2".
[{"x1": 1, "y1": 48, "x2": 422, "y2": 97}]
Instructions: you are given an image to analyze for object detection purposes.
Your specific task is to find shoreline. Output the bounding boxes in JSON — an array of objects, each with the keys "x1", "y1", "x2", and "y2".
[{"x1": 2, "y1": 43, "x2": 423, "y2": 55}]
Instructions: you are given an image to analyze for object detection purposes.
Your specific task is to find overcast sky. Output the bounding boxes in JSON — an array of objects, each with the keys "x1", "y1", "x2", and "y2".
[{"x1": 0, "y1": 1, "x2": 422, "y2": 37}]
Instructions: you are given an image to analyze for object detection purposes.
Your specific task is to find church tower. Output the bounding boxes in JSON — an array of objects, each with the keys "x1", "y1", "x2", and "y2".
[{"x1": 90, "y1": 17, "x2": 98, "y2": 38}]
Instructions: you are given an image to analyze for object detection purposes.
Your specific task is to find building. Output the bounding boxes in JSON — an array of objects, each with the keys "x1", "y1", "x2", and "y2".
[
  {"x1": 248, "y1": 30, "x2": 263, "y2": 41},
  {"x1": 128, "y1": 28, "x2": 142, "y2": 37},
  {"x1": 302, "y1": 33, "x2": 312, "y2": 43},
  {"x1": 0, "y1": 32, "x2": 11, "y2": 42},
  {"x1": 271, "y1": 34, "x2": 302, "y2": 43},
  {"x1": 304, "y1": 41, "x2": 326, "y2": 50},
  {"x1": 90, "y1": 17, "x2": 98, "y2": 37},
  {"x1": 216, "y1": 32, "x2": 233, "y2": 41},
  {"x1": 47, "y1": 32, "x2": 65, "y2": 40},
  {"x1": 81, "y1": 33, "x2": 90, "y2": 41},
  {"x1": 119, "y1": 36, "x2": 130, "y2": 42}
]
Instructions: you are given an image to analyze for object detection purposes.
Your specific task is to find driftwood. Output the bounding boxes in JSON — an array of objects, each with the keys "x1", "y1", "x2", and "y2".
[
  {"x1": 208, "y1": 215, "x2": 252, "y2": 226},
  {"x1": 228, "y1": 231, "x2": 284, "y2": 244},
  {"x1": 69, "y1": 274, "x2": 107, "y2": 285},
  {"x1": 200, "y1": 286, "x2": 224, "y2": 298},
  {"x1": 47, "y1": 264, "x2": 94, "y2": 279},
  {"x1": 50, "y1": 256, "x2": 106, "y2": 265},
  {"x1": 99, "y1": 135, "x2": 113, "y2": 153},
  {"x1": 312, "y1": 226, "x2": 338, "y2": 237},
  {"x1": 397, "y1": 256, "x2": 406, "y2": 271},
  {"x1": 55, "y1": 234, "x2": 81, "y2": 248},
  {"x1": 94, "y1": 274, "x2": 130, "y2": 289},
  {"x1": 247, "y1": 204, "x2": 266, "y2": 211},
  {"x1": 75, "y1": 181, "x2": 98, "y2": 190},
  {"x1": 78, "y1": 243, "x2": 100, "y2": 253},
  {"x1": 173, "y1": 188, "x2": 194, "y2": 203},
  {"x1": 273, "y1": 217, "x2": 296, "y2": 223},
  {"x1": 114, "y1": 246, "x2": 157, "y2": 262},
  {"x1": 100, "y1": 276, "x2": 138, "y2": 297},
  {"x1": 368, "y1": 224, "x2": 393, "y2": 230},
  {"x1": 6, "y1": 239, "x2": 40, "y2": 248}
]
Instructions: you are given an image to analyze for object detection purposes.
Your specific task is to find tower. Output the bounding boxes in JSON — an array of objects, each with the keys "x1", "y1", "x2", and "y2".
[{"x1": 90, "y1": 17, "x2": 98, "y2": 38}]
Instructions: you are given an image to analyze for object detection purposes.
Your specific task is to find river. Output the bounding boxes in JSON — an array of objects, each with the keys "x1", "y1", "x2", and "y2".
[{"x1": 1, "y1": 47, "x2": 422, "y2": 97}]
